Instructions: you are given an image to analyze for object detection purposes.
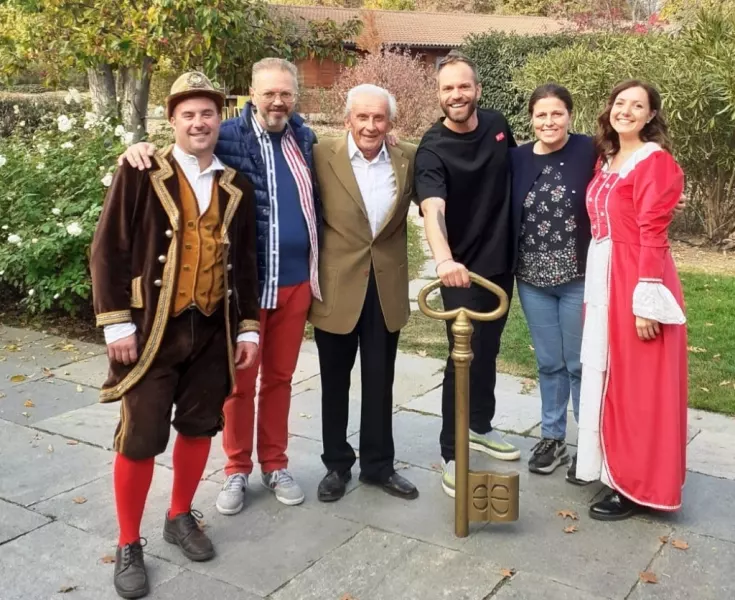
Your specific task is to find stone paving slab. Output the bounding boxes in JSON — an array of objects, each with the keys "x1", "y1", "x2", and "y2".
[
  {"x1": 0, "y1": 332, "x2": 105, "y2": 372},
  {"x1": 0, "y1": 378, "x2": 99, "y2": 426},
  {"x1": 642, "y1": 471, "x2": 735, "y2": 544},
  {"x1": 151, "y1": 570, "x2": 264, "y2": 599},
  {"x1": 463, "y1": 491, "x2": 672, "y2": 599},
  {"x1": 494, "y1": 572, "x2": 613, "y2": 600},
  {"x1": 288, "y1": 388, "x2": 362, "y2": 441},
  {"x1": 0, "y1": 498, "x2": 50, "y2": 545},
  {"x1": 686, "y1": 429, "x2": 735, "y2": 480},
  {"x1": 271, "y1": 527, "x2": 505, "y2": 600},
  {"x1": 409, "y1": 277, "x2": 434, "y2": 301},
  {"x1": 33, "y1": 401, "x2": 120, "y2": 450},
  {"x1": 309, "y1": 465, "x2": 473, "y2": 551},
  {"x1": 144, "y1": 485, "x2": 363, "y2": 597},
  {"x1": 0, "y1": 521, "x2": 180, "y2": 600},
  {"x1": 0, "y1": 419, "x2": 112, "y2": 507},
  {"x1": 629, "y1": 532, "x2": 735, "y2": 600},
  {"x1": 50, "y1": 353, "x2": 110, "y2": 388}
]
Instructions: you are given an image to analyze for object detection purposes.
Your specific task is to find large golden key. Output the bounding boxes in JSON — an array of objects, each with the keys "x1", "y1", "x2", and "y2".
[{"x1": 418, "y1": 272, "x2": 520, "y2": 537}]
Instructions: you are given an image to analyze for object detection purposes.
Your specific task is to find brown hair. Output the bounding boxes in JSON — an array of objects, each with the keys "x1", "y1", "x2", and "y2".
[
  {"x1": 594, "y1": 79, "x2": 672, "y2": 159},
  {"x1": 528, "y1": 83, "x2": 574, "y2": 115},
  {"x1": 436, "y1": 50, "x2": 478, "y2": 84}
]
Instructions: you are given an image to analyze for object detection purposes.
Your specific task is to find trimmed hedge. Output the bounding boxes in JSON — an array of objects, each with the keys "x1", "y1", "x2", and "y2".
[
  {"x1": 461, "y1": 32, "x2": 593, "y2": 139},
  {"x1": 0, "y1": 94, "x2": 85, "y2": 137}
]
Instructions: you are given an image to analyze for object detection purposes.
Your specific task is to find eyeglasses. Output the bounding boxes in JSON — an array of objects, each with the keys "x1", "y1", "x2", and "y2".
[{"x1": 257, "y1": 91, "x2": 296, "y2": 103}]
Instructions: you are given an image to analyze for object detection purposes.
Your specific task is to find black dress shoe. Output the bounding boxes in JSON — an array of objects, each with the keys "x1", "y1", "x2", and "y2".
[
  {"x1": 566, "y1": 455, "x2": 592, "y2": 486},
  {"x1": 318, "y1": 469, "x2": 352, "y2": 502},
  {"x1": 359, "y1": 472, "x2": 419, "y2": 500},
  {"x1": 162, "y1": 509, "x2": 215, "y2": 562},
  {"x1": 589, "y1": 490, "x2": 640, "y2": 521},
  {"x1": 113, "y1": 540, "x2": 148, "y2": 599}
]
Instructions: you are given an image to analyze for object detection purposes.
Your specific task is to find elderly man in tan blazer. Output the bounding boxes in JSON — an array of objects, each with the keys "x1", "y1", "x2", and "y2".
[{"x1": 310, "y1": 84, "x2": 418, "y2": 502}]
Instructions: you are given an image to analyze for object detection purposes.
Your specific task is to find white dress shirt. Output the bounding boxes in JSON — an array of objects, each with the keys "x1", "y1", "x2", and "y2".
[
  {"x1": 347, "y1": 133, "x2": 397, "y2": 238},
  {"x1": 104, "y1": 145, "x2": 258, "y2": 347}
]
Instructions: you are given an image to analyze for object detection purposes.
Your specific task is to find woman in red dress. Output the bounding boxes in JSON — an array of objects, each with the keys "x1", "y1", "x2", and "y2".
[{"x1": 577, "y1": 80, "x2": 688, "y2": 520}]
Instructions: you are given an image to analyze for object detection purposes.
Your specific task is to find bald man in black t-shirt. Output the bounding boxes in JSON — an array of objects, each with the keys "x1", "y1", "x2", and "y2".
[{"x1": 415, "y1": 51, "x2": 521, "y2": 499}]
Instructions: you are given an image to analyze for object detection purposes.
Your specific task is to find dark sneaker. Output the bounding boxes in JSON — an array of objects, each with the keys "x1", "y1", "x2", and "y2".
[
  {"x1": 589, "y1": 490, "x2": 640, "y2": 521},
  {"x1": 528, "y1": 438, "x2": 570, "y2": 474},
  {"x1": 566, "y1": 454, "x2": 592, "y2": 486},
  {"x1": 162, "y1": 509, "x2": 215, "y2": 562},
  {"x1": 113, "y1": 539, "x2": 148, "y2": 599}
]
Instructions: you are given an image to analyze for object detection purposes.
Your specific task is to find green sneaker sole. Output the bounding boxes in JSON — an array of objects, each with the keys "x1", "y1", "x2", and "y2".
[{"x1": 469, "y1": 439, "x2": 521, "y2": 461}]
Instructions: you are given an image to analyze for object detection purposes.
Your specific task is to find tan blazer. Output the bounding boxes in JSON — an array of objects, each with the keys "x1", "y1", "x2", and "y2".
[{"x1": 309, "y1": 135, "x2": 417, "y2": 335}]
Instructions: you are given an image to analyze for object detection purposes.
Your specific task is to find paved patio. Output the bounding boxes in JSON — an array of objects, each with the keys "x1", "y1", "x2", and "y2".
[{"x1": 1, "y1": 322, "x2": 734, "y2": 600}]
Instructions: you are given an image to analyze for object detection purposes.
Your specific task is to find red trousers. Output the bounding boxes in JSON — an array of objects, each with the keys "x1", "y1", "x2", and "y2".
[{"x1": 222, "y1": 282, "x2": 311, "y2": 475}]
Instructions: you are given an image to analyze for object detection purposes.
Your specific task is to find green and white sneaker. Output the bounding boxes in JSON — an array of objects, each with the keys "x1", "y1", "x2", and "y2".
[
  {"x1": 469, "y1": 429, "x2": 521, "y2": 461},
  {"x1": 441, "y1": 459, "x2": 455, "y2": 498}
]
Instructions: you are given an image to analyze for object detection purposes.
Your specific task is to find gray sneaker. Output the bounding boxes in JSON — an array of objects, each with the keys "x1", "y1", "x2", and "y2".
[
  {"x1": 215, "y1": 473, "x2": 248, "y2": 516},
  {"x1": 262, "y1": 469, "x2": 305, "y2": 506},
  {"x1": 469, "y1": 429, "x2": 521, "y2": 461},
  {"x1": 441, "y1": 459, "x2": 456, "y2": 499}
]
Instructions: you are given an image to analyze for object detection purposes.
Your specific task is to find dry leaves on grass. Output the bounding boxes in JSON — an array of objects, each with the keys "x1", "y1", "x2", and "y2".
[
  {"x1": 72, "y1": 496, "x2": 87, "y2": 504},
  {"x1": 556, "y1": 509, "x2": 579, "y2": 520},
  {"x1": 101, "y1": 554, "x2": 115, "y2": 564},
  {"x1": 500, "y1": 567, "x2": 516, "y2": 578},
  {"x1": 639, "y1": 571, "x2": 658, "y2": 584},
  {"x1": 688, "y1": 346, "x2": 707, "y2": 354},
  {"x1": 23, "y1": 399, "x2": 35, "y2": 408},
  {"x1": 564, "y1": 525, "x2": 578, "y2": 534},
  {"x1": 671, "y1": 539, "x2": 690, "y2": 550}
]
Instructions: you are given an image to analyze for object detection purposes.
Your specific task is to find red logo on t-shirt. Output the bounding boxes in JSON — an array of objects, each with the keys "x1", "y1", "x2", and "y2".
[{"x1": 496, "y1": 132, "x2": 505, "y2": 142}]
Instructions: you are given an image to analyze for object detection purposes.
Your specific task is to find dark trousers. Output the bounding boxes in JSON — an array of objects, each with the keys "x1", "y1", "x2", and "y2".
[
  {"x1": 314, "y1": 269, "x2": 399, "y2": 482},
  {"x1": 439, "y1": 272, "x2": 514, "y2": 462}
]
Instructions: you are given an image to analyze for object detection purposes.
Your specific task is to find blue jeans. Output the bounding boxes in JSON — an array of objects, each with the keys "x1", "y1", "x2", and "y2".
[{"x1": 517, "y1": 279, "x2": 584, "y2": 441}]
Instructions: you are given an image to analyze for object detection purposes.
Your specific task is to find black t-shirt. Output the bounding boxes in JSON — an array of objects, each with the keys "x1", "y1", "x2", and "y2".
[{"x1": 415, "y1": 108, "x2": 517, "y2": 277}]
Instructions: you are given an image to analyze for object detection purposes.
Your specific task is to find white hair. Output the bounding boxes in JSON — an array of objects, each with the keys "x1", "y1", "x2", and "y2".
[{"x1": 345, "y1": 84, "x2": 397, "y2": 121}]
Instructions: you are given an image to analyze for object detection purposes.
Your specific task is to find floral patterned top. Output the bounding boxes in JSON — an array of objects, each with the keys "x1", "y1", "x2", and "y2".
[{"x1": 516, "y1": 155, "x2": 581, "y2": 288}]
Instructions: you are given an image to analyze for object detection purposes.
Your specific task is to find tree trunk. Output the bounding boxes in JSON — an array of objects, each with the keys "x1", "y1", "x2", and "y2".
[
  {"x1": 86, "y1": 64, "x2": 117, "y2": 118},
  {"x1": 119, "y1": 57, "x2": 154, "y2": 142}
]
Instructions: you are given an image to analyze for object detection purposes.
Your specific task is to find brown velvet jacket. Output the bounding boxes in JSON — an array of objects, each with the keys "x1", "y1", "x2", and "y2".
[{"x1": 90, "y1": 145, "x2": 259, "y2": 402}]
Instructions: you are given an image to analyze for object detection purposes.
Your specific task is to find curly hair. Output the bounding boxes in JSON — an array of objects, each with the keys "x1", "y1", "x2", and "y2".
[{"x1": 594, "y1": 79, "x2": 673, "y2": 160}]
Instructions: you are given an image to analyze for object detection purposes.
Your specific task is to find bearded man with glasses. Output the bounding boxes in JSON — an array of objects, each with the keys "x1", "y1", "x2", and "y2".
[{"x1": 119, "y1": 57, "x2": 321, "y2": 514}]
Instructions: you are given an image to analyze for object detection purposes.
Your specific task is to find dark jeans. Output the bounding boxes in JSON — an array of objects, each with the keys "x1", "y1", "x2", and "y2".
[
  {"x1": 314, "y1": 270, "x2": 399, "y2": 482},
  {"x1": 439, "y1": 272, "x2": 514, "y2": 462}
]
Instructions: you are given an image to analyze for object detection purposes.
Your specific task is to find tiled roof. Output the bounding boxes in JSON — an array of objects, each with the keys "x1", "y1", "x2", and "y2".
[{"x1": 272, "y1": 5, "x2": 568, "y2": 47}]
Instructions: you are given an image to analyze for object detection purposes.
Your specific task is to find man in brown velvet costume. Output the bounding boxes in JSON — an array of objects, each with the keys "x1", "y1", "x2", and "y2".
[{"x1": 90, "y1": 71, "x2": 260, "y2": 599}]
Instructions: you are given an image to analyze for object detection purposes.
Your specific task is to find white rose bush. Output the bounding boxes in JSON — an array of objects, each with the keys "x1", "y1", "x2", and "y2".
[{"x1": 0, "y1": 96, "x2": 127, "y2": 313}]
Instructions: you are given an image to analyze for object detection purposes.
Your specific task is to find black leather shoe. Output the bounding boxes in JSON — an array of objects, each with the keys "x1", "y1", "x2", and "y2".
[
  {"x1": 318, "y1": 470, "x2": 352, "y2": 502},
  {"x1": 566, "y1": 455, "x2": 592, "y2": 486},
  {"x1": 589, "y1": 491, "x2": 639, "y2": 521},
  {"x1": 113, "y1": 540, "x2": 148, "y2": 599},
  {"x1": 359, "y1": 472, "x2": 419, "y2": 500},
  {"x1": 162, "y1": 509, "x2": 215, "y2": 561}
]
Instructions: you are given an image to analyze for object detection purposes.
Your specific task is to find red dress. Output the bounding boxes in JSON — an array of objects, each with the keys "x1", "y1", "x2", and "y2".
[{"x1": 577, "y1": 143, "x2": 688, "y2": 510}]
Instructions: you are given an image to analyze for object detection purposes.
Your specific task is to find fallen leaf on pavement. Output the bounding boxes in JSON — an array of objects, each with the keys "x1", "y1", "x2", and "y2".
[
  {"x1": 430, "y1": 463, "x2": 442, "y2": 471},
  {"x1": 101, "y1": 554, "x2": 115, "y2": 564},
  {"x1": 639, "y1": 571, "x2": 658, "y2": 584},
  {"x1": 66, "y1": 440, "x2": 79, "y2": 446},
  {"x1": 5, "y1": 344, "x2": 20, "y2": 352},
  {"x1": 500, "y1": 568, "x2": 516, "y2": 578},
  {"x1": 23, "y1": 400, "x2": 35, "y2": 408},
  {"x1": 564, "y1": 525, "x2": 578, "y2": 534},
  {"x1": 21, "y1": 411, "x2": 30, "y2": 418},
  {"x1": 556, "y1": 510, "x2": 579, "y2": 520},
  {"x1": 339, "y1": 595, "x2": 356, "y2": 600},
  {"x1": 298, "y1": 412, "x2": 312, "y2": 419},
  {"x1": 47, "y1": 444, "x2": 54, "y2": 453},
  {"x1": 72, "y1": 496, "x2": 87, "y2": 504},
  {"x1": 671, "y1": 539, "x2": 689, "y2": 550},
  {"x1": 76, "y1": 384, "x2": 83, "y2": 393},
  {"x1": 10, "y1": 374, "x2": 27, "y2": 383},
  {"x1": 42, "y1": 367, "x2": 54, "y2": 377},
  {"x1": 58, "y1": 585, "x2": 78, "y2": 593},
  {"x1": 659, "y1": 535, "x2": 669, "y2": 544},
  {"x1": 0, "y1": 392, "x2": 6, "y2": 399}
]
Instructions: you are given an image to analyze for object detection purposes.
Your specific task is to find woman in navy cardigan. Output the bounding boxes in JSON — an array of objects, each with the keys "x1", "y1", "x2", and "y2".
[{"x1": 509, "y1": 84, "x2": 596, "y2": 483}]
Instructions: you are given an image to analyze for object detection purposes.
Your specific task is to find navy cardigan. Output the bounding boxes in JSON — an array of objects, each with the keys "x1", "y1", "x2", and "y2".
[{"x1": 509, "y1": 133, "x2": 597, "y2": 277}]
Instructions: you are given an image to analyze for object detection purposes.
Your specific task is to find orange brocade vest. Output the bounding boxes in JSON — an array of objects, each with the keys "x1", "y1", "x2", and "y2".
[{"x1": 172, "y1": 165, "x2": 225, "y2": 316}]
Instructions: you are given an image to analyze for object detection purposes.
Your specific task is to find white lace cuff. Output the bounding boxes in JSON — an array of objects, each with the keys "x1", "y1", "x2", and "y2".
[
  {"x1": 237, "y1": 331, "x2": 259, "y2": 346},
  {"x1": 632, "y1": 281, "x2": 686, "y2": 324},
  {"x1": 104, "y1": 322, "x2": 136, "y2": 345}
]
